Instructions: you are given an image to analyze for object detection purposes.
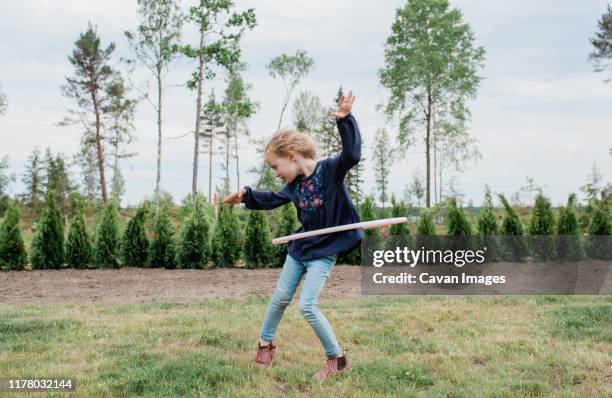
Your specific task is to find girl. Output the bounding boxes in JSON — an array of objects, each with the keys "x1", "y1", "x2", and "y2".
[{"x1": 223, "y1": 90, "x2": 363, "y2": 381}]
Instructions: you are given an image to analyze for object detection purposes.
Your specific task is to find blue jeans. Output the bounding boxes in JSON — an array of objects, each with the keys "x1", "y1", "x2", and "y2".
[{"x1": 259, "y1": 253, "x2": 341, "y2": 357}]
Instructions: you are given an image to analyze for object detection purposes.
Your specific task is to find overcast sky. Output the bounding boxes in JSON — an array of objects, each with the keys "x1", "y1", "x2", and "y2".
[{"x1": 1, "y1": 0, "x2": 611, "y2": 208}]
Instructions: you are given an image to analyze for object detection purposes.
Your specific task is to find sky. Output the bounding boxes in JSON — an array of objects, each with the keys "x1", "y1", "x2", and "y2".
[{"x1": 0, "y1": 0, "x2": 611, "y2": 208}]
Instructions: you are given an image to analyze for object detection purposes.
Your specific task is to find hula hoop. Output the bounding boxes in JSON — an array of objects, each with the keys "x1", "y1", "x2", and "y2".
[{"x1": 272, "y1": 217, "x2": 408, "y2": 245}]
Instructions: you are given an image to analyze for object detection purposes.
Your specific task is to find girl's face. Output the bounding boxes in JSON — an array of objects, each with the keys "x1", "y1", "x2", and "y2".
[{"x1": 265, "y1": 151, "x2": 299, "y2": 182}]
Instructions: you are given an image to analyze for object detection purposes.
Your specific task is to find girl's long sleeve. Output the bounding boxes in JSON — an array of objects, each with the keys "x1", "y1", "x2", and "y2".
[
  {"x1": 241, "y1": 185, "x2": 292, "y2": 210},
  {"x1": 329, "y1": 113, "x2": 362, "y2": 181}
]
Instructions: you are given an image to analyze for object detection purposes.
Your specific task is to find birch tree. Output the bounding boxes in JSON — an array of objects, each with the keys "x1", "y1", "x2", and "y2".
[
  {"x1": 178, "y1": 0, "x2": 256, "y2": 199},
  {"x1": 125, "y1": 0, "x2": 183, "y2": 203},
  {"x1": 379, "y1": 0, "x2": 485, "y2": 208}
]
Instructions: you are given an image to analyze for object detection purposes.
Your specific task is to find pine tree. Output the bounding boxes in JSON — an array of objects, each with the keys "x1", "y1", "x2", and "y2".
[
  {"x1": 477, "y1": 188, "x2": 500, "y2": 261},
  {"x1": 149, "y1": 203, "x2": 177, "y2": 268},
  {"x1": 177, "y1": 195, "x2": 211, "y2": 269},
  {"x1": 415, "y1": 209, "x2": 438, "y2": 252},
  {"x1": 498, "y1": 193, "x2": 529, "y2": 262},
  {"x1": 94, "y1": 201, "x2": 121, "y2": 268},
  {"x1": 44, "y1": 149, "x2": 73, "y2": 210},
  {"x1": 387, "y1": 194, "x2": 411, "y2": 249},
  {"x1": 446, "y1": 197, "x2": 472, "y2": 235},
  {"x1": 528, "y1": 193, "x2": 556, "y2": 261},
  {"x1": 21, "y1": 145, "x2": 44, "y2": 209},
  {"x1": 498, "y1": 194, "x2": 524, "y2": 235},
  {"x1": 121, "y1": 204, "x2": 149, "y2": 267},
  {"x1": 0, "y1": 202, "x2": 27, "y2": 270},
  {"x1": 586, "y1": 198, "x2": 611, "y2": 260},
  {"x1": 478, "y1": 189, "x2": 498, "y2": 235},
  {"x1": 211, "y1": 203, "x2": 241, "y2": 267},
  {"x1": 372, "y1": 128, "x2": 393, "y2": 210},
  {"x1": 446, "y1": 196, "x2": 473, "y2": 254},
  {"x1": 30, "y1": 190, "x2": 65, "y2": 269},
  {"x1": 359, "y1": 195, "x2": 381, "y2": 261},
  {"x1": 243, "y1": 210, "x2": 273, "y2": 268},
  {"x1": 271, "y1": 203, "x2": 298, "y2": 267},
  {"x1": 60, "y1": 24, "x2": 134, "y2": 204},
  {"x1": 556, "y1": 193, "x2": 584, "y2": 261},
  {"x1": 65, "y1": 197, "x2": 92, "y2": 269}
]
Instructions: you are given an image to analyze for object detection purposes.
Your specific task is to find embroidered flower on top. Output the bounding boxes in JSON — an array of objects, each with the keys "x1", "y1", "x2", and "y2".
[{"x1": 295, "y1": 162, "x2": 324, "y2": 212}]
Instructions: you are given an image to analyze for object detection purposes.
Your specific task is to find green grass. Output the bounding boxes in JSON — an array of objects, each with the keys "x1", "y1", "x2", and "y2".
[{"x1": 0, "y1": 296, "x2": 610, "y2": 397}]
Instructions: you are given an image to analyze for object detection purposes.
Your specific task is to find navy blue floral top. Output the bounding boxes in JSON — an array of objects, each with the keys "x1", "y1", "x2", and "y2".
[
  {"x1": 241, "y1": 113, "x2": 363, "y2": 261},
  {"x1": 295, "y1": 161, "x2": 324, "y2": 212}
]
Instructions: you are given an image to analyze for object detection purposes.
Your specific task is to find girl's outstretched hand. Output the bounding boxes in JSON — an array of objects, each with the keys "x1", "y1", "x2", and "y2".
[
  {"x1": 330, "y1": 90, "x2": 355, "y2": 119},
  {"x1": 223, "y1": 187, "x2": 245, "y2": 204}
]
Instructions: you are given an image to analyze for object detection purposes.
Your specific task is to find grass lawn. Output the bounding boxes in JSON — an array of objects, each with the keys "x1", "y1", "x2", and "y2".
[{"x1": 1, "y1": 295, "x2": 610, "y2": 397}]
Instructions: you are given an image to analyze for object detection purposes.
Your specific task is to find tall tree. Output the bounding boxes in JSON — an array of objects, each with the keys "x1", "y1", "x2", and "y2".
[
  {"x1": 379, "y1": 0, "x2": 485, "y2": 208},
  {"x1": 0, "y1": 83, "x2": 7, "y2": 115},
  {"x1": 103, "y1": 76, "x2": 137, "y2": 204},
  {"x1": 253, "y1": 50, "x2": 314, "y2": 188},
  {"x1": 178, "y1": 0, "x2": 256, "y2": 199},
  {"x1": 60, "y1": 24, "x2": 128, "y2": 204},
  {"x1": 222, "y1": 64, "x2": 256, "y2": 194},
  {"x1": 267, "y1": 50, "x2": 315, "y2": 130},
  {"x1": 125, "y1": 0, "x2": 182, "y2": 203},
  {"x1": 372, "y1": 128, "x2": 393, "y2": 210},
  {"x1": 292, "y1": 90, "x2": 325, "y2": 133},
  {"x1": 21, "y1": 146, "x2": 44, "y2": 209},
  {"x1": 433, "y1": 112, "x2": 481, "y2": 204},
  {"x1": 200, "y1": 91, "x2": 224, "y2": 202},
  {"x1": 589, "y1": 4, "x2": 612, "y2": 82}
]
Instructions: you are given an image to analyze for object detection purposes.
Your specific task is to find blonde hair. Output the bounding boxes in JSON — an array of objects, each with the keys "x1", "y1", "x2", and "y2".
[{"x1": 264, "y1": 128, "x2": 318, "y2": 160}]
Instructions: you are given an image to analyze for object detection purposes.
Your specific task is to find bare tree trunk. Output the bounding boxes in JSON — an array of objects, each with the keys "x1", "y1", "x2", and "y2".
[
  {"x1": 113, "y1": 129, "x2": 119, "y2": 200},
  {"x1": 432, "y1": 112, "x2": 437, "y2": 205},
  {"x1": 234, "y1": 133, "x2": 240, "y2": 191},
  {"x1": 225, "y1": 126, "x2": 231, "y2": 195},
  {"x1": 208, "y1": 116, "x2": 213, "y2": 202},
  {"x1": 425, "y1": 89, "x2": 431, "y2": 208},
  {"x1": 277, "y1": 95, "x2": 288, "y2": 130},
  {"x1": 192, "y1": 29, "x2": 205, "y2": 199},
  {"x1": 439, "y1": 151, "x2": 443, "y2": 202},
  {"x1": 92, "y1": 93, "x2": 108, "y2": 204},
  {"x1": 155, "y1": 62, "x2": 163, "y2": 204}
]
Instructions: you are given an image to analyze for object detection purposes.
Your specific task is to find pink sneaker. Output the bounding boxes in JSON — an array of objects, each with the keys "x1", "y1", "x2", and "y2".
[
  {"x1": 314, "y1": 354, "x2": 351, "y2": 380},
  {"x1": 254, "y1": 342, "x2": 277, "y2": 368}
]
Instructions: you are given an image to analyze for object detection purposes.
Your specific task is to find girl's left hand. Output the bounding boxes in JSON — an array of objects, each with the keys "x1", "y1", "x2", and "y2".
[{"x1": 330, "y1": 90, "x2": 355, "y2": 119}]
